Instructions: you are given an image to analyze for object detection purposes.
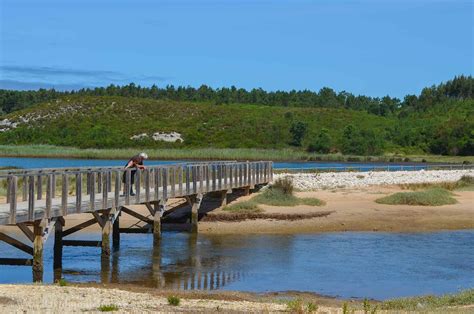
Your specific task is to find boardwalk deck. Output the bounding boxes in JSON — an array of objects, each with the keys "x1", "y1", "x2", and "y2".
[
  {"x1": 0, "y1": 161, "x2": 273, "y2": 282},
  {"x1": 0, "y1": 161, "x2": 273, "y2": 226}
]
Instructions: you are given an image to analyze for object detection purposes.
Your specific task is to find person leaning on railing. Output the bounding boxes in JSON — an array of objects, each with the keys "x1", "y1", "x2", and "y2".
[{"x1": 122, "y1": 152, "x2": 148, "y2": 196}]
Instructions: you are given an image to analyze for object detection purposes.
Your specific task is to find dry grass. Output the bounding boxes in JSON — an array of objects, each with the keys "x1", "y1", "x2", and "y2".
[
  {"x1": 376, "y1": 188, "x2": 457, "y2": 206},
  {"x1": 399, "y1": 175, "x2": 474, "y2": 191}
]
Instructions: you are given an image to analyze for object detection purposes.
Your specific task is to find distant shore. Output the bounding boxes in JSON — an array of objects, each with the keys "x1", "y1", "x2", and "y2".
[{"x1": 0, "y1": 144, "x2": 473, "y2": 164}]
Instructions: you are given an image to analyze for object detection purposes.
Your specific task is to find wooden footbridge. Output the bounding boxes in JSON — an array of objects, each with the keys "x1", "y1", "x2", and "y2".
[{"x1": 0, "y1": 161, "x2": 273, "y2": 282}]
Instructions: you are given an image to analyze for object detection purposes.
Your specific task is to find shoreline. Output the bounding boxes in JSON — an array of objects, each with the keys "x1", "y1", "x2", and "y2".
[
  {"x1": 0, "y1": 144, "x2": 473, "y2": 164},
  {"x1": 0, "y1": 284, "x2": 472, "y2": 313}
]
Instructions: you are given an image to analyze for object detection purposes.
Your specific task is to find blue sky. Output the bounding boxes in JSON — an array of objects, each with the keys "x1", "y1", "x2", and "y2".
[{"x1": 0, "y1": 0, "x2": 472, "y2": 97}]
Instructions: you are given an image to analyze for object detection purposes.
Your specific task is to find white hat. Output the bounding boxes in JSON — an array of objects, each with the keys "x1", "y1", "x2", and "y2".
[{"x1": 139, "y1": 152, "x2": 148, "y2": 159}]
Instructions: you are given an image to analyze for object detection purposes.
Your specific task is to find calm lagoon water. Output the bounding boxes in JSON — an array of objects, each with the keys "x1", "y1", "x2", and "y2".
[
  {"x1": 0, "y1": 157, "x2": 428, "y2": 171},
  {"x1": 0, "y1": 231, "x2": 472, "y2": 300}
]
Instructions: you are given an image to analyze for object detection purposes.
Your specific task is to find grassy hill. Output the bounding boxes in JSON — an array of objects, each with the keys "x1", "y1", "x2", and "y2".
[
  {"x1": 0, "y1": 95, "x2": 472, "y2": 161},
  {"x1": 0, "y1": 95, "x2": 395, "y2": 149}
]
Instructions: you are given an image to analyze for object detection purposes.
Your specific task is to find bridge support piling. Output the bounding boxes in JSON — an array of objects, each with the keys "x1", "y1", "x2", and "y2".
[
  {"x1": 243, "y1": 186, "x2": 251, "y2": 196},
  {"x1": 219, "y1": 190, "x2": 227, "y2": 208},
  {"x1": 190, "y1": 194, "x2": 202, "y2": 234},
  {"x1": 153, "y1": 201, "x2": 165, "y2": 244},
  {"x1": 112, "y1": 213, "x2": 120, "y2": 251},
  {"x1": 53, "y1": 218, "x2": 64, "y2": 280},
  {"x1": 32, "y1": 222, "x2": 44, "y2": 282},
  {"x1": 101, "y1": 217, "x2": 111, "y2": 258}
]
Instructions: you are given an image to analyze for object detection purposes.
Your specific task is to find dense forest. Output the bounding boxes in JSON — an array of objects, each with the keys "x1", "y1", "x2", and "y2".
[{"x1": 0, "y1": 75, "x2": 473, "y2": 156}]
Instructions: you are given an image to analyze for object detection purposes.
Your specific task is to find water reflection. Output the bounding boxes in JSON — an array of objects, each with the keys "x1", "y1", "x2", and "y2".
[{"x1": 0, "y1": 231, "x2": 473, "y2": 300}]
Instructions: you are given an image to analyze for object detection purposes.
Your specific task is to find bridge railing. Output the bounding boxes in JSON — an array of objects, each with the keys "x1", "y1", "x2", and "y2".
[{"x1": 0, "y1": 161, "x2": 273, "y2": 225}]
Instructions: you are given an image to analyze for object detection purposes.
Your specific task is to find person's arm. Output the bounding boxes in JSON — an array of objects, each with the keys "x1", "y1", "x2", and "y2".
[
  {"x1": 124, "y1": 160, "x2": 135, "y2": 169},
  {"x1": 137, "y1": 163, "x2": 146, "y2": 170}
]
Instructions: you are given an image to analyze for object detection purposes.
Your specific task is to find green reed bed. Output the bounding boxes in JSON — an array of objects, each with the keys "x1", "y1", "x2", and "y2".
[{"x1": 1, "y1": 144, "x2": 473, "y2": 163}]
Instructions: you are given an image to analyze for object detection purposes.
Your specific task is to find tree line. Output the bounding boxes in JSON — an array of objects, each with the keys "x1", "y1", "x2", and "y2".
[{"x1": 1, "y1": 75, "x2": 472, "y2": 116}]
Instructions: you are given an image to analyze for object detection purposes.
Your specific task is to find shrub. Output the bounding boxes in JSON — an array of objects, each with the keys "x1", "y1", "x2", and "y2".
[
  {"x1": 98, "y1": 304, "x2": 119, "y2": 312},
  {"x1": 167, "y1": 295, "x2": 180, "y2": 306},
  {"x1": 272, "y1": 177, "x2": 294, "y2": 195},
  {"x1": 57, "y1": 278, "x2": 68, "y2": 286},
  {"x1": 286, "y1": 298, "x2": 304, "y2": 313}
]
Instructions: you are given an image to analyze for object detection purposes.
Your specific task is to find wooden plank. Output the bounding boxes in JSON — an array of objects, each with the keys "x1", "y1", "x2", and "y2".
[
  {"x1": 155, "y1": 168, "x2": 161, "y2": 200},
  {"x1": 121, "y1": 207, "x2": 153, "y2": 224},
  {"x1": 114, "y1": 171, "x2": 120, "y2": 208},
  {"x1": 17, "y1": 223, "x2": 34, "y2": 242},
  {"x1": 45, "y1": 174, "x2": 52, "y2": 219},
  {"x1": 6, "y1": 177, "x2": 10, "y2": 204},
  {"x1": 178, "y1": 166, "x2": 183, "y2": 196},
  {"x1": 86, "y1": 173, "x2": 91, "y2": 195},
  {"x1": 36, "y1": 175, "x2": 42, "y2": 200},
  {"x1": 92, "y1": 212, "x2": 105, "y2": 228},
  {"x1": 76, "y1": 173, "x2": 82, "y2": 213},
  {"x1": 145, "y1": 168, "x2": 150, "y2": 202},
  {"x1": 185, "y1": 166, "x2": 190, "y2": 195},
  {"x1": 102, "y1": 171, "x2": 108, "y2": 209},
  {"x1": 135, "y1": 169, "x2": 141, "y2": 203},
  {"x1": 0, "y1": 232, "x2": 33, "y2": 255},
  {"x1": 97, "y1": 172, "x2": 102, "y2": 193},
  {"x1": 192, "y1": 166, "x2": 197, "y2": 194},
  {"x1": 9, "y1": 176, "x2": 17, "y2": 224},
  {"x1": 212, "y1": 165, "x2": 216, "y2": 191},
  {"x1": 206, "y1": 165, "x2": 211, "y2": 193},
  {"x1": 119, "y1": 228, "x2": 150, "y2": 234},
  {"x1": 90, "y1": 172, "x2": 96, "y2": 211},
  {"x1": 63, "y1": 240, "x2": 102, "y2": 247},
  {"x1": 217, "y1": 164, "x2": 222, "y2": 190},
  {"x1": 61, "y1": 174, "x2": 68, "y2": 216},
  {"x1": 62, "y1": 218, "x2": 98, "y2": 237},
  {"x1": 162, "y1": 168, "x2": 168, "y2": 200},
  {"x1": 125, "y1": 170, "x2": 131, "y2": 205},
  {"x1": 0, "y1": 258, "x2": 33, "y2": 266},
  {"x1": 199, "y1": 165, "x2": 204, "y2": 193},
  {"x1": 170, "y1": 167, "x2": 175, "y2": 197},
  {"x1": 52, "y1": 174, "x2": 56, "y2": 198},
  {"x1": 22, "y1": 176, "x2": 27, "y2": 201},
  {"x1": 28, "y1": 176, "x2": 34, "y2": 221}
]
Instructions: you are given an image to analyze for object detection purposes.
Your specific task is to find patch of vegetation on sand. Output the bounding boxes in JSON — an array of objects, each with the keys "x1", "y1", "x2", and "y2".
[
  {"x1": 399, "y1": 175, "x2": 474, "y2": 191},
  {"x1": 222, "y1": 201, "x2": 263, "y2": 213},
  {"x1": 375, "y1": 188, "x2": 457, "y2": 206},
  {"x1": 98, "y1": 304, "x2": 119, "y2": 312},
  {"x1": 253, "y1": 177, "x2": 325, "y2": 207},
  {"x1": 380, "y1": 289, "x2": 474, "y2": 311}
]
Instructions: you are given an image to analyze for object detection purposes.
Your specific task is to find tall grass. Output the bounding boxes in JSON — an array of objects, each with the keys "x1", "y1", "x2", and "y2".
[
  {"x1": 376, "y1": 188, "x2": 457, "y2": 206},
  {"x1": 0, "y1": 144, "x2": 473, "y2": 163},
  {"x1": 399, "y1": 175, "x2": 474, "y2": 191}
]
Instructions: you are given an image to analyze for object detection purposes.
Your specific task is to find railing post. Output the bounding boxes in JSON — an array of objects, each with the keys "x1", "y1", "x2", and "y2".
[
  {"x1": 76, "y1": 173, "x2": 82, "y2": 213},
  {"x1": 61, "y1": 174, "x2": 68, "y2": 216},
  {"x1": 90, "y1": 172, "x2": 96, "y2": 211},
  {"x1": 9, "y1": 176, "x2": 17, "y2": 224},
  {"x1": 145, "y1": 168, "x2": 151, "y2": 202},
  {"x1": 36, "y1": 175, "x2": 42, "y2": 200},
  {"x1": 28, "y1": 176, "x2": 35, "y2": 221},
  {"x1": 125, "y1": 170, "x2": 131, "y2": 205},
  {"x1": 135, "y1": 169, "x2": 141, "y2": 203},
  {"x1": 46, "y1": 175, "x2": 53, "y2": 219}
]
